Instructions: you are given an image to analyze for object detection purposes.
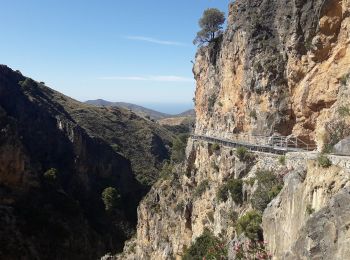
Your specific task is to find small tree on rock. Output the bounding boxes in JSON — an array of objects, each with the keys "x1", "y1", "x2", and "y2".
[
  {"x1": 102, "y1": 187, "x2": 121, "y2": 211},
  {"x1": 193, "y1": 8, "x2": 225, "y2": 46}
]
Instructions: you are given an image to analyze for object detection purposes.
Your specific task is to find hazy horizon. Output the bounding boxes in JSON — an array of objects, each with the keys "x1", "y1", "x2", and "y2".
[{"x1": 85, "y1": 98, "x2": 194, "y2": 115}]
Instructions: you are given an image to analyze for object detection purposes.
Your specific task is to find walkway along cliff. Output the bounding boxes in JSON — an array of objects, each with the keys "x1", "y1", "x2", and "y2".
[{"x1": 117, "y1": 0, "x2": 350, "y2": 259}]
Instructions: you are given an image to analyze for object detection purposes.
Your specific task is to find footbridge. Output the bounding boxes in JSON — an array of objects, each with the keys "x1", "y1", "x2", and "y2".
[{"x1": 190, "y1": 134, "x2": 317, "y2": 155}]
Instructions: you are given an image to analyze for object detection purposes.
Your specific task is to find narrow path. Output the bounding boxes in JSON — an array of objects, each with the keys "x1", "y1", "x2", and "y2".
[{"x1": 190, "y1": 134, "x2": 310, "y2": 155}]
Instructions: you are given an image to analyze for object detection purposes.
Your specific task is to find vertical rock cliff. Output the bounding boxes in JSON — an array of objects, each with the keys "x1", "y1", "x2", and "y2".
[
  {"x1": 193, "y1": 0, "x2": 350, "y2": 149},
  {"x1": 118, "y1": 0, "x2": 350, "y2": 259}
]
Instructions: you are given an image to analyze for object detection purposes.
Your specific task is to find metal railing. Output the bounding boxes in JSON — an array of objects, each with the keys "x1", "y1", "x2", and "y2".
[{"x1": 190, "y1": 133, "x2": 317, "y2": 154}]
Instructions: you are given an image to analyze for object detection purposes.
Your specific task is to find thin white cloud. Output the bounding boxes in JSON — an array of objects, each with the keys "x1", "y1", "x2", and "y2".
[
  {"x1": 98, "y1": 75, "x2": 194, "y2": 83},
  {"x1": 124, "y1": 36, "x2": 187, "y2": 46}
]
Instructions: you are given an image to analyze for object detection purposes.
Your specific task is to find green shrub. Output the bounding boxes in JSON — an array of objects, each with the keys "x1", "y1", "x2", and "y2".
[
  {"x1": 340, "y1": 73, "x2": 349, "y2": 86},
  {"x1": 175, "y1": 201, "x2": 184, "y2": 213},
  {"x1": 101, "y1": 187, "x2": 121, "y2": 211},
  {"x1": 211, "y1": 161, "x2": 219, "y2": 172},
  {"x1": 236, "y1": 146, "x2": 248, "y2": 161},
  {"x1": 229, "y1": 210, "x2": 239, "y2": 224},
  {"x1": 236, "y1": 210, "x2": 262, "y2": 240},
  {"x1": 251, "y1": 170, "x2": 282, "y2": 212},
  {"x1": 306, "y1": 204, "x2": 315, "y2": 215},
  {"x1": 194, "y1": 180, "x2": 209, "y2": 198},
  {"x1": 212, "y1": 143, "x2": 220, "y2": 151},
  {"x1": 183, "y1": 229, "x2": 227, "y2": 260},
  {"x1": 43, "y1": 168, "x2": 58, "y2": 183},
  {"x1": 208, "y1": 143, "x2": 221, "y2": 155},
  {"x1": 207, "y1": 211, "x2": 214, "y2": 222},
  {"x1": 244, "y1": 178, "x2": 256, "y2": 186},
  {"x1": 338, "y1": 105, "x2": 350, "y2": 117},
  {"x1": 304, "y1": 38, "x2": 313, "y2": 51},
  {"x1": 249, "y1": 110, "x2": 257, "y2": 120},
  {"x1": 317, "y1": 154, "x2": 332, "y2": 168},
  {"x1": 278, "y1": 155, "x2": 286, "y2": 165},
  {"x1": 160, "y1": 161, "x2": 173, "y2": 180},
  {"x1": 19, "y1": 78, "x2": 36, "y2": 89},
  {"x1": 267, "y1": 184, "x2": 283, "y2": 199},
  {"x1": 208, "y1": 94, "x2": 217, "y2": 111},
  {"x1": 171, "y1": 134, "x2": 188, "y2": 163},
  {"x1": 217, "y1": 179, "x2": 243, "y2": 204},
  {"x1": 251, "y1": 188, "x2": 271, "y2": 212},
  {"x1": 322, "y1": 143, "x2": 334, "y2": 154}
]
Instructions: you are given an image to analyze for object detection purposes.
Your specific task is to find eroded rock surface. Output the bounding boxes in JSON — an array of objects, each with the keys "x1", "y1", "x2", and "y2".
[
  {"x1": 194, "y1": 0, "x2": 350, "y2": 149},
  {"x1": 118, "y1": 0, "x2": 350, "y2": 259}
]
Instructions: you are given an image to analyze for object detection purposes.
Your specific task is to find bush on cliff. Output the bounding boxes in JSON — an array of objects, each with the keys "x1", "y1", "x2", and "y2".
[
  {"x1": 183, "y1": 229, "x2": 227, "y2": 260},
  {"x1": 317, "y1": 154, "x2": 332, "y2": 168},
  {"x1": 251, "y1": 170, "x2": 283, "y2": 212},
  {"x1": 101, "y1": 187, "x2": 121, "y2": 211},
  {"x1": 217, "y1": 178, "x2": 243, "y2": 204},
  {"x1": 236, "y1": 146, "x2": 249, "y2": 161},
  {"x1": 171, "y1": 134, "x2": 188, "y2": 163},
  {"x1": 236, "y1": 210, "x2": 263, "y2": 240},
  {"x1": 194, "y1": 180, "x2": 210, "y2": 198}
]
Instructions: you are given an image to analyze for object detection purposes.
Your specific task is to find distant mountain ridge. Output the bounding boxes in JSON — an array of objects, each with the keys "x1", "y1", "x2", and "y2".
[{"x1": 85, "y1": 99, "x2": 194, "y2": 120}]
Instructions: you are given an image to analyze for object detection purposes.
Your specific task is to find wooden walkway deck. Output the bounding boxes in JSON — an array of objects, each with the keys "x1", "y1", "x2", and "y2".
[{"x1": 190, "y1": 134, "x2": 316, "y2": 155}]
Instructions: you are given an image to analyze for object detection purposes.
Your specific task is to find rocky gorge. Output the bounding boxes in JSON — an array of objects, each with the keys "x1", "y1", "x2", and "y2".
[
  {"x1": 0, "y1": 65, "x2": 175, "y2": 259},
  {"x1": 116, "y1": 0, "x2": 350, "y2": 259}
]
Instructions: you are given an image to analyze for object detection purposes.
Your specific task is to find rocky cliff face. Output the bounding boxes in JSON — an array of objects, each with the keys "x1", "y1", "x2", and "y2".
[
  {"x1": 194, "y1": 0, "x2": 350, "y2": 148},
  {"x1": 0, "y1": 65, "x2": 174, "y2": 259},
  {"x1": 119, "y1": 139, "x2": 350, "y2": 259},
  {"x1": 263, "y1": 158, "x2": 350, "y2": 259},
  {"x1": 118, "y1": 0, "x2": 350, "y2": 259}
]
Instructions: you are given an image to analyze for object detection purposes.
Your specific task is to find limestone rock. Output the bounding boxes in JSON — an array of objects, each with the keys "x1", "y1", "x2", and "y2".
[
  {"x1": 334, "y1": 137, "x2": 350, "y2": 155},
  {"x1": 194, "y1": 0, "x2": 350, "y2": 149}
]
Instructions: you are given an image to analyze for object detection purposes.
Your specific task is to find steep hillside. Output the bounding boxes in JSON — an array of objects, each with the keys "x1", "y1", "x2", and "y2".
[
  {"x1": 158, "y1": 116, "x2": 195, "y2": 136},
  {"x1": 85, "y1": 99, "x2": 170, "y2": 120},
  {"x1": 86, "y1": 99, "x2": 195, "y2": 125},
  {"x1": 0, "y1": 65, "x2": 173, "y2": 259},
  {"x1": 61, "y1": 101, "x2": 174, "y2": 186},
  {"x1": 118, "y1": 0, "x2": 350, "y2": 259},
  {"x1": 175, "y1": 109, "x2": 195, "y2": 117}
]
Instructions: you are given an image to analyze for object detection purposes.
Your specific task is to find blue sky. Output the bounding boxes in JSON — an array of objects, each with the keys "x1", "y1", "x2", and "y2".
[{"x1": 0, "y1": 0, "x2": 230, "y2": 113}]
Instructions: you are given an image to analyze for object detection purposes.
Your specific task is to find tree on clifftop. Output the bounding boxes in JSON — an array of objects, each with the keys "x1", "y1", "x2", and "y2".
[{"x1": 193, "y1": 8, "x2": 225, "y2": 46}]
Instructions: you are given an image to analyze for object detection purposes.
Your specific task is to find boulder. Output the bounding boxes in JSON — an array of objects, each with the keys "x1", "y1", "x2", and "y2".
[{"x1": 334, "y1": 137, "x2": 350, "y2": 156}]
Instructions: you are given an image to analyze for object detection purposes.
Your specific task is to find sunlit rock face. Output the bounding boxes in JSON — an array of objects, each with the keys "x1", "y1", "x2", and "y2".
[
  {"x1": 263, "y1": 159, "x2": 350, "y2": 259},
  {"x1": 194, "y1": 0, "x2": 350, "y2": 149}
]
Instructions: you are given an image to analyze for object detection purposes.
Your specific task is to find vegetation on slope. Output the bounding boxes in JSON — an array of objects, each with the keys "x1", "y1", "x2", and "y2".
[
  {"x1": 38, "y1": 86, "x2": 176, "y2": 186},
  {"x1": 0, "y1": 65, "x2": 177, "y2": 259}
]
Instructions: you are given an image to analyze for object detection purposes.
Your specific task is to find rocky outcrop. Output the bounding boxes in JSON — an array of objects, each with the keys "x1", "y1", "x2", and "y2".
[
  {"x1": 263, "y1": 157, "x2": 350, "y2": 259},
  {"x1": 194, "y1": 0, "x2": 350, "y2": 148},
  {"x1": 334, "y1": 137, "x2": 350, "y2": 155},
  {"x1": 119, "y1": 137, "x2": 350, "y2": 259},
  {"x1": 118, "y1": 139, "x2": 290, "y2": 259}
]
